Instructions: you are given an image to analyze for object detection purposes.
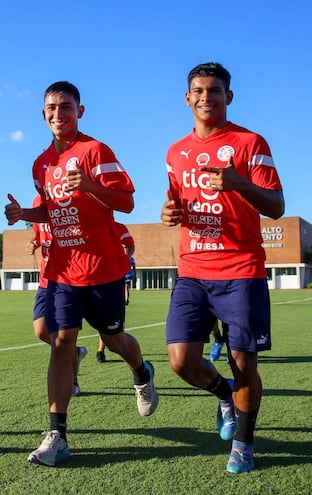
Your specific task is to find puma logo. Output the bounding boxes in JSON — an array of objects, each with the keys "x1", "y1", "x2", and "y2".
[{"x1": 180, "y1": 149, "x2": 192, "y2": 159}]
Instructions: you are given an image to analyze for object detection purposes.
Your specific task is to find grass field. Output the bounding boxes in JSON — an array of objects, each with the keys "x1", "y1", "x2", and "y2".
[{"x1": 0, "y1": 289, "x2": 311, "y2": 495}]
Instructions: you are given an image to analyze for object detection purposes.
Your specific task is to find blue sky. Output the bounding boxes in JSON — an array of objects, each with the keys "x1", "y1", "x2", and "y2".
[{"x1": 1, "y1": 0, "x2": 311, "y2": 233}]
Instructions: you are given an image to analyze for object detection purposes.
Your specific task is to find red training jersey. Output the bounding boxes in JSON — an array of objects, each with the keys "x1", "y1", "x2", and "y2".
[
  {"x1": 166, "y1": 122, "x2": 283, "y2": 280},
  {"x1": 114, "y1": 222, "x2": 135, "y2": 250},
  {"x1": 32, "y1": 195, "x2": 52, "y2": 289},
  {"x1": 32, "y1": 132, "x2": 135, "y2": 286}
]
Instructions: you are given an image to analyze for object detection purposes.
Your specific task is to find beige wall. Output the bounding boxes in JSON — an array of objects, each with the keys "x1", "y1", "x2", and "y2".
[
  {"x1": 3, "y1": 216, "x2": 312, "y2": 270},
  {"x1": 261, "y1": 216, "x2": 312, "y2": 264},
  {"x1": 2, "y1": 223, "x2": 181, "y2": 270}
]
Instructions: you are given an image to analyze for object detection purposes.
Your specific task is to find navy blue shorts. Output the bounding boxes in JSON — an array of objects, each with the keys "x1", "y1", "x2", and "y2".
[
  {"x1": 33, "y1": 286, "x2": 47, "y2": 321},
  {"x1": 45, "y1": 279, "x2": 125, "y2": 334},
  {"x1": 166, "y1": 277, "x2": 271, "y2": 352}
]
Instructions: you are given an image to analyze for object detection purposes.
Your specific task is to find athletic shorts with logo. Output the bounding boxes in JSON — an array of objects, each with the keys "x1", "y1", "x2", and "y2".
[
  {"x1": 45, "y1": 278, "x2": 125, "y2": 335},
  {"x1": 166, "y1": 277, "x2": 271, "y2": 352}
]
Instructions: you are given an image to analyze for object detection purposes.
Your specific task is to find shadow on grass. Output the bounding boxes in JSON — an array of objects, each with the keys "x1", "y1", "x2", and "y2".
[
  {"x1": 74, "y1": 386, "x2": 312, "y2": 399},
  {"x1": 84, "y1": 353, "x2": 312, "y2": 365},
  {"x1": 76, "y1": 387, "x2": 211, "y2": 398},
  {"x1": 258, "y1": 355, "x2": 312, "y2": 364},
  {"x1": 2, "y1": 427, "x2": 311, "y2": 470},
  {"x1": 262, "y1": 388, "x2": 312, "y2": 397},
  {"x1": 92, "y1": 354, "x2": 170, "y2": 364}
]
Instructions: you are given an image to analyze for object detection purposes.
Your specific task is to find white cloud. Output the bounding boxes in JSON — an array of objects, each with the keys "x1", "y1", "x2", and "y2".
[
  {"x1": 10, "y1": 130, "x2": 24, "y2": 142},
  {"x1": 17, "y1": 90, "x2": 30, "y2": 97},
  {"x1": 0, "y1": 84, "x2": 30, "y2": 98}
]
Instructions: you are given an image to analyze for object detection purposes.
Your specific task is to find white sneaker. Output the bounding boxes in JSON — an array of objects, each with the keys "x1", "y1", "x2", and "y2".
[
  {"x1": 27, "y1": 430, "x2": 70, "y2": 466},
  {"x1": 72, "y1": 383, "x2": 80, "y2": 397},
  {"x1": 134, "y1": 361, "x2": 159, "y2": 417},
  {"x1": 77, "y1": 346, "x2": 88, "y2": 372}
]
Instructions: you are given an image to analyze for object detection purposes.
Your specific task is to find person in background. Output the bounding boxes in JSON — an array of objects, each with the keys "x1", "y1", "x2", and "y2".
[
  {"x1": 96, "y1": 221, "x2": 135, "y2": 363},
  {"x1": 125, "y1": 255, "x2": 136, "y2": 305},
  {"x1": 26, "y1": 195, "x2": 88, "y2": 396},
  {"x1": 6, "y1": 80, "x2": 158, "y2": 467},
  {"x1": 161, "y1": 62, "x2": 284, "y2": 474}
]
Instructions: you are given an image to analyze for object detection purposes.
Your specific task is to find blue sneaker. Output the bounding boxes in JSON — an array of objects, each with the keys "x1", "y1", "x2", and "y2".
[
  {"x1": 217, "y1": 379, "x2": 236, "y2": 440},
  {"x1": 217, "y1": 403, "x2": 237, "y2": 440},
  {"x1": 210, "y1": 342, "x2": 224, "y2": 361},
  {"x1": 226, "y1": 448, "x2": 255, "y2": 473},
  {"x1": 77, "y1": 346, "x2": 88, "y2": 372}
]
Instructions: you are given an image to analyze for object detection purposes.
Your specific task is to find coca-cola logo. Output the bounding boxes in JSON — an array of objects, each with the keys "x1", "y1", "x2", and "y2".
[
  {"x1": 52, "y1": 226, "x2": 81, "y2": 237},
  {"x1": 189, "y1": 227, "x2": 222, "y2": 239}
]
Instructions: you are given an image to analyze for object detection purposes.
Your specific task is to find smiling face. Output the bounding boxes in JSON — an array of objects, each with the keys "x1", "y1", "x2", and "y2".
[
  {"x1": 42, "y1": 91, "x2": 84, "y2": 148},
  {"x1": 185, "y1": 76, "x2": 233, "y2": 134}
]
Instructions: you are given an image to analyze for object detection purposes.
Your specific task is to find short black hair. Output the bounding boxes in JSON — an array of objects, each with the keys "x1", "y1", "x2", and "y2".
[
  {"x1": 44, "y1": 81, "x2": 81, "y2": 104},
  {"x1": 187, "y1": 63, "x2": 231, "y2": 92}
]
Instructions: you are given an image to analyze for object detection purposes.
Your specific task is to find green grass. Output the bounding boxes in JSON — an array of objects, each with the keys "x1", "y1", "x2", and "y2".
[{"x1": 0, "y1": 289, "x2": 311, "y2": 495}]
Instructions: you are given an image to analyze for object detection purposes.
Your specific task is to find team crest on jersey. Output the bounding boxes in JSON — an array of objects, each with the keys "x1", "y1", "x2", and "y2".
[
  {"x1": 53, "y1": 167, "x2": 63, "y2": 179},
  {"x1": 196, "y1": 153, "x2": 210, "y2": 167},
  {"x1": 66, "y1": 157, "x2": 80, "y2": 171},
  {"x1": 217, "y1": 145, "x2": 234, "y2": 161}
]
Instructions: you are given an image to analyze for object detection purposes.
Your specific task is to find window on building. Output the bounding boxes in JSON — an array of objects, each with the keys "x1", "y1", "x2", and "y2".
[
  {"x1": 6, "y1": 272, "x2": 21, "y2": 279},
  {"x1": 276, "y1": 267, "x2": 297, "y2": 276},
  {"x1": 142, "y1": 270, "x2": 170, "y2": 289},
  {"x1": 24, "y1": 272, "x2": 39, "y2": 283},
  {"x1": 266, "y1": 268, "x2": 272, "y2": 280}
]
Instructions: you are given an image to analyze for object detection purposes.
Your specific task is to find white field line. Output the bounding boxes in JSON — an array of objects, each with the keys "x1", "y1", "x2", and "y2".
[
  {"x1": 1, "y1": 296, "x2": 312, "y2": 352},
  {"x1": 272, "y1": 297, "x2": 312, "y2": 305},
  {"x1": 0, "y1": 322, "x2": 166, "y2": 352}
]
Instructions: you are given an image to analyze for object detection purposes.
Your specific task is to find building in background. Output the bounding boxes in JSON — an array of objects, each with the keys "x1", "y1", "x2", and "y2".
[{"x1": 1, "y1": 217, "x2": 312, "y2": 290}]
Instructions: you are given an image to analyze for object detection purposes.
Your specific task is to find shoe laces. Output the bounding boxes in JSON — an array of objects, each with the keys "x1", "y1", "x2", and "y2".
[
  {"x1": 135, "y1": 381, "x2": 152, "y2": 398},
  {"x1": 40, "y1": 430, "x2": 60, "y2": 449},
  {"x1": 220, "y1": 404, "x2": 235, "y2": 426},
  {"x1": 213, "y1": 343, "x2": 222, "y2": 349},
  {"x1": 231, "y1": 447, "x2": 253, "y2": 457}
]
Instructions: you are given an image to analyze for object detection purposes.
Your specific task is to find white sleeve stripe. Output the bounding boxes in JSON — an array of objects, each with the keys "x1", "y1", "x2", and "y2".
[
  {"x1": 248, "y1": 154, "x2": 275, "y2": 167},
  {"x1": 92, "y1": 162, "x2": 124, "y2": 177},
  {"x1": 120, "y1": 232, "x2": 132, "y2": 241},
  {"x1": 166, "y1": 163, "x2": 173, "y2": 173}
]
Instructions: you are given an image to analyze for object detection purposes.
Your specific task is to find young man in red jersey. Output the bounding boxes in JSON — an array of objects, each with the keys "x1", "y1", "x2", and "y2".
[
  {"x1": 161, "y1": 62, "x2": 284, "y2": 474},
  {"x1": 5, "y1": 81, "x2": 158, "y2": 466},
  {"x1": 26, "y1": 194, "x2": 88, "y2": 397},
  {"x1": 114, "y1": 221, "x2": 136, "y2": 305}
]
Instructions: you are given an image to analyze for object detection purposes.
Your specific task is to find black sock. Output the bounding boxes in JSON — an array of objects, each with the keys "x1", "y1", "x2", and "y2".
[
  {"x1": 50, "y1": 412, "x2": 67, "y2": 442},
  {"x1": 207, "y1": 375, "x2": 232, "y2": 401},
  {"x1": 133, "y1": 361, "x2": 150, "y2": 385},
  {"x1": 234, "y1": 406, "x2": 260, "y2": 444}
]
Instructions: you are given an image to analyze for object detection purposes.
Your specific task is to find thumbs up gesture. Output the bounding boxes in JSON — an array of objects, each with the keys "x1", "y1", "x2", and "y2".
[{"x1": 5, "y1": 193, "x2": 23, "y2": 225}]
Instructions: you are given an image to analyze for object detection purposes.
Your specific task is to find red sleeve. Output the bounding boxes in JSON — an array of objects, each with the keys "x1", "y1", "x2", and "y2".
[{"x1": 114, "y1": 222, "x2": 134, "y2": 247}]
